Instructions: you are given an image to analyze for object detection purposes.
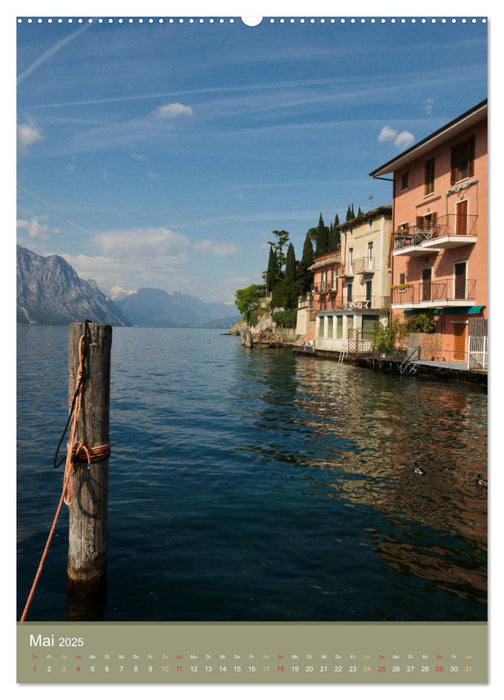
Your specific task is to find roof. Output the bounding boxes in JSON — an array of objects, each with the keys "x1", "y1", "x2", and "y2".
[
  {"x1": 309, "y1": 251, "x2": 341, "y2": 271},
  {"x1": 369, "y1": 99, "x2": 487, "y2": 178},
  {"x1": 339, "y1": 204, "x2": 392, "y2": 230}
]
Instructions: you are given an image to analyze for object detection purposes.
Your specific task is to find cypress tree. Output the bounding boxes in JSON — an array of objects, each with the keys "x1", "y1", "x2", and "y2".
[
  {"x1": 285, "y1": 242, "x2": 296, "y2": 283},
  {"x1": 316, "y1": 213, "x2": 329, "y2": 256},
  {"x1": 298, "y1": 233, "x2": 314, "y2": 294},
  {"x1": 266, "y1": 245, "x2": 278, "y2": 294}
]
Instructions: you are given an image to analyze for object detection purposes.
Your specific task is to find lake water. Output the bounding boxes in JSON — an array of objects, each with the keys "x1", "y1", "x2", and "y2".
[{"x1": 17, "y1": 325, "x2": 487, "y2": 622}]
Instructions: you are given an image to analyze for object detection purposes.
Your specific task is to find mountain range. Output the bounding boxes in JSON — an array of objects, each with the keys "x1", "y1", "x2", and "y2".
[{"x1": 16, "y1": 246, "x2": 240, "y2": 328}]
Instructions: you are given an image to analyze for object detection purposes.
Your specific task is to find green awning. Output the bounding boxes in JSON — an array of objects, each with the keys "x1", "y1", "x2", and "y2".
[
  {"x1": 404, "y1": 306, "x2": 484, "y2": 316},
  {"x1": 403, "y1": 308, "x2": 440, "y2": 315},
  {"x1": 442, "y1": 307, "x2": 470, "y2": 315}
]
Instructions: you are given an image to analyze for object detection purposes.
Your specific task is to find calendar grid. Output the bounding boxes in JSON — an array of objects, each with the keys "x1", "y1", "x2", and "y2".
[{"x1": 18, "y1": 622, "x2": 487, "y2": 683}]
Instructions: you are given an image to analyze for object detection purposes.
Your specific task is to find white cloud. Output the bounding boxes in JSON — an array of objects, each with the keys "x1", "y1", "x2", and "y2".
[
  {"x1": 66, "y1": 227, "x2": 192, "y2": 294},
  {"x1": 153, "y1": 103, "x2": 193, "y2": 119},
  {"x1": 395, "y1": 130, "x2": 415, "y2": 150},
  {"x1": 193, "y1": 240, "x2": 243, "y2": 257},
  {"x1": 424, "y1": 97, "x2": 435, "y2": 115},
  {"x1": 17, "y1": 215, "x2": 60, "y2": 241},
  {"x1": 378, "y1": 126, "x2": 397, "y2": 143},
  {"x1": 378, "y1": 125, "x2": 415, "y2": 150},
  {"x1": 92, "y1": 226, "x2": 189, "y2": 260},
  {"x1": 17, "y1": 120, "x2": 43, "y2": 155}
]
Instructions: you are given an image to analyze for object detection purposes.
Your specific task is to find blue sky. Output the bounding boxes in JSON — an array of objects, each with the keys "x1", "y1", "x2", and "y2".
[{"x1": 16, "y1": 14, "x2": 487, "y2": 303}]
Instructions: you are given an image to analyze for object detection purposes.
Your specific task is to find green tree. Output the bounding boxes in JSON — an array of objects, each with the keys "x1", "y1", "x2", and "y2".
[
  {"x1": 265, "y1": 245, "x2": 278, "y2": 294},
  {"x1": 285, "y1": 242, "x2": 296, "y2": 283},
  {"x1": 234, "y1": 284, "x2": 266, "y2": 324},
  {"x1": 267, "y1": 230, "x2": 290, "y2": 274},
  {"x1": 297, "y1": 233, "x2": 314, "y2": 295},
  {"x1": 271, "y1": 277, "x2": 300, "y2": 310},
  {"x1": 315, "y1": 214, "x2": 329, "y2": 256},
  {"x1": 373, "y1": 318, "x2": 408, "y2": 354}
]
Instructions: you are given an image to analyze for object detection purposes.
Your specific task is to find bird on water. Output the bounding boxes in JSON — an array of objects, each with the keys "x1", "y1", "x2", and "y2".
[
  {"x1": 413, "y1": 461, "x2": 426, "y2": 475},
  {"x1": 477, "y1": 474, "x2": 488, "y2": 486}
]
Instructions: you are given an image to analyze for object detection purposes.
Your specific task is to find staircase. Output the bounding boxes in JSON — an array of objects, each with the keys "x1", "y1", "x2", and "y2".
[{"x1": 399, "y1": 347, "x2": 420, "y2": 375}]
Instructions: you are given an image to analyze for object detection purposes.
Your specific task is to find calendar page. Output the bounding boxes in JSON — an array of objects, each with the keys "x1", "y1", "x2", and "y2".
[{"x1": 15, "y1": 4, "x2": 490, "y2": 689}]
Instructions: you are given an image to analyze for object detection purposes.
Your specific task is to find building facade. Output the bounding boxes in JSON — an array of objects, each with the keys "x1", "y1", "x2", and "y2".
[
  {"x1": 310, "y1": 206, "x2": 392, "y2": 353},
  {"x1": 370, "y1": 100, "x2": 488, "y2": 367}
]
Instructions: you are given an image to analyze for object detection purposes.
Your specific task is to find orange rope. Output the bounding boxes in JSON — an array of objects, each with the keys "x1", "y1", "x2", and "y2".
[{"x1": 20, "y1": 333, "x2": 107, "y2": 622}]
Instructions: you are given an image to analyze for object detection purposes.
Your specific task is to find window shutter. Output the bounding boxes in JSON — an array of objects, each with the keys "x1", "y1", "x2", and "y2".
[
  {"x1": 450, "y1": 145, "x2": 457, "y2": 184},
  {"x1": 468, "y1": 135, "x2": 475, "y2": 177}
]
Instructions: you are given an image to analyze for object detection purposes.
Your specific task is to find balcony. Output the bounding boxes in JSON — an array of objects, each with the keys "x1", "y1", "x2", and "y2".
[
  {"x1": 391, "y1": 277, "x2": 476, "y2": 308},
  {"x1": 312, "y1": 282, "x2": 338, "y2": 294},
  {"x1": 318, "y1": 295, "x2": 390, "y2": 311},
  {"x1": 346, "y1": 257, "x2": 375, "y2": 274},
  {"x1": 393, "y1": 214, "x2": 477, "y2": 257},
  {"x1": 297, "y1": 298, "x2": 313, "y2": 310}
]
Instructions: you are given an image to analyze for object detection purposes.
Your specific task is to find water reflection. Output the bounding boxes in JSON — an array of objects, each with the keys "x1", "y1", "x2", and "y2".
[{"x1": 236, "y1": 350, "x2": 487, "y2": 609}]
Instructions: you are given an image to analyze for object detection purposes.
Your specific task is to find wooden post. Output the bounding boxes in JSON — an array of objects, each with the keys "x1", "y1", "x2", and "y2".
[{"x1": 66, "y1": 322, "x2": 112, "y2": 619}]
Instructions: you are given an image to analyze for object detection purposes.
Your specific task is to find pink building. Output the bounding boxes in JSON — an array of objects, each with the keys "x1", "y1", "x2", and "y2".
[
  {"x1": 370, "y1": 100, "x2": 487, "y2": 367},
  {"x1": 304, "y1": 206, "x2": 392, "y2": 354}
]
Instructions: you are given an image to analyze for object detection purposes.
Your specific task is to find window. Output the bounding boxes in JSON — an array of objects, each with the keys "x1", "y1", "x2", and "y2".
[
  {"x1": 451, "y1": 135, "x2": 475, "y2": 184},
  {"x1": 367, "y1": 241, "x2": 374, "y2": 269},
  {"x1": 365, "y1": 280, "x2": 372, "y2": 303},
  {"x1": 327, "y1": 316, "x2": 333, "y2": 338},
  {"x1": 336, "y1": 316, "x2": 343, "y2": 339},
  {"x1": 346, "y1": 282, "x2": 353, "y2": 303},
  {"x1": 416, "y1": 212, "x2": 437, "y2": 239},
  {"x1": 401, "y1": 172, "x2": 409, "y2": 191},
  {"x1": 399, "y1": 272, "x2": 406, "y2": 285},
  {"x1": 425, "y1": 158, "x2": 435, "y2": 195}
]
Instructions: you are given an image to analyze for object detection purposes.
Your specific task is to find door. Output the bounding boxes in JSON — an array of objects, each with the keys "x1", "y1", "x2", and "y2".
[
  {"x1": 456, "y1": 199, "x2": 468, "y2": 236},
  {"x1": 454, "y1": 262, "x2": 467, "y2": 299},
  {"x1": 453, "y1": 323, "x2": 468, "y2": 361},
  {"x1": 422, "y1": 268, "x2": 432, "y2": 301}
]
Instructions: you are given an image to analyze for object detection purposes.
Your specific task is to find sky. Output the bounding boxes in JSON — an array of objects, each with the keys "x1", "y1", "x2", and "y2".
[{"x1": 16, "y1": 13, "x2": 488, "y2": 304}]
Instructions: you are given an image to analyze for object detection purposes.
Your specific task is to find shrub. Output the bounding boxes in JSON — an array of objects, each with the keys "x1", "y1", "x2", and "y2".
[{"x1": 272, "y1": 309, "x2": 297, "y2": 328}]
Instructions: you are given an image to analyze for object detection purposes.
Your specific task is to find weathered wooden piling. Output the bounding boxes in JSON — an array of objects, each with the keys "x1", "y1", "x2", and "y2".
[{"x1": 66, "y1": 321, "x2": 112, "y2": 619}]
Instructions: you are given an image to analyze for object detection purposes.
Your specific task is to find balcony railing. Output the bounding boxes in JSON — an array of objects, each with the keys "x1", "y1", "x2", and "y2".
[
  {"x1": 312, "y1": 282, "x2": 338, "y2": 294},
  {"x1": 349, "y1": 257, "x2": 375, "y2": 274},
  {"x1": 393, "y1": 213, "x2": 478, "y2": 251},
  {"x1": 391, "y1": 278, "x2": 476, "y2": 305},
  {"x1": 318, "y1": 295, "x2": 390, "y2": 311},
  {"x1": 342, "y1": 295, "x2": 389, "y2": 310}
]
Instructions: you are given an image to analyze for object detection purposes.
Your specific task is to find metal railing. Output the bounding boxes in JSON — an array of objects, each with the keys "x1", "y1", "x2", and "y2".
[
  {"x1": 316, "y1": 295, "x2": 390, "y2": 311},
  {"x1": 391, "y1": 278, "x2": 476, "y2": 305},
  {"x1": 393, "y1": 213, "x2": 478, "y2": 250},
  {"x1": 468, "y1": 336, "x2": 488, "y2": 370},
  {"x1": 347, "y1": 257, "x2": 375, "y2": 274},
  {"x1": 342, "y1": 295, "x2": 390, "y2": 310}
]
